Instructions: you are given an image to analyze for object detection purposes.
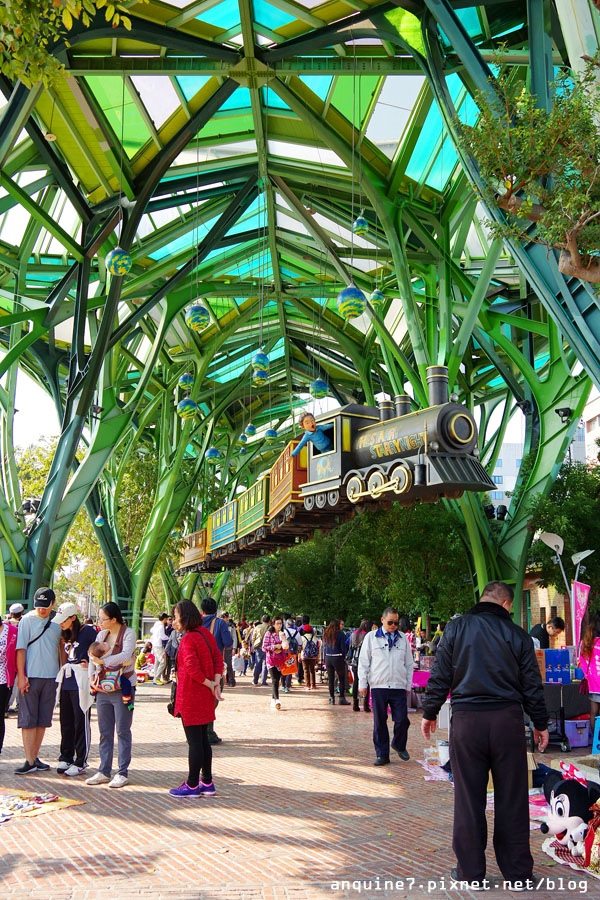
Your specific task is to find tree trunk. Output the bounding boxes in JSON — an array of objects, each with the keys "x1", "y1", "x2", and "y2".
[
  {"x1": 558, "y1": 249, "x2": 600, "y2": 283},
  {"x1": 497, "y1": 193, "x2": 545, "y2": 221}
]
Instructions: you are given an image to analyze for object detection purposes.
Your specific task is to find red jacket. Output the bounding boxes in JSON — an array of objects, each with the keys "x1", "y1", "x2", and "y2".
[
  {"x1": 174, "y1": 627, "x2": 224, "y2": 726},
  {"x1": 2, "y1": 622, "x2": 17, "y2": 687}
]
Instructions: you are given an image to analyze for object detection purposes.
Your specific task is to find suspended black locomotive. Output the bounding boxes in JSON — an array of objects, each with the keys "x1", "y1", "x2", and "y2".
[{"x1": 299, "y1": 366, "x2": 493, "y2": 510}]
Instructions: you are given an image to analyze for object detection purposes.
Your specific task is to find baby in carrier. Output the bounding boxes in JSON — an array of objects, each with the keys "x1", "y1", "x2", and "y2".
[{"x1": 89, "y1": 641, "x2": 134, "y2": 710}]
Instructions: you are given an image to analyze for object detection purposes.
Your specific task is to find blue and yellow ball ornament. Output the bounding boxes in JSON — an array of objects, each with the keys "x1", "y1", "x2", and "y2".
[
  {"x1": 245, "y1": 423, "x2": 256, "y2": 437},
  {"x1": 206, "y1": 447, "x2": 221, "y2": 464},
  {"x1": 310, "y1": 379, "x2": 329, "y2": 399},
  {"x1": 337, "y1": 283, "x2": 366, "y2": 321},
  {"x1": 106, "y1": 247, "x2": 132, "y2": 276},
  {"x1": 178, "y1": 372, "x2": 194, "y2": 390},
  {"x1": 252, "y1": 350, "x2": 269, "y2": 372},
  {"x1": 185, "y1": 304, "x2": 210, "y2": 332},
  {"x1": 237, "y1": 434, "x2": 247, "y2": 446},
  {"x1": 370, "y1": 288, "x2": 385, "y2": 310},
  {"x1": 252, "y1": 367, "x2": 269, "y2": 387},
  {"x1": 95, "y1": 514, "x2": 105, "y2": 527},
  {"x1": 239, "y1": 446, "x2": 247, "y2": 455},
  {"x1": 265, "y1": 428, "x2": 278, "y2": 444},
  {"x1": 176, "y1": 397, "x2": 198, "y2": 419},
  {"x1": 352, "y1": 216, "x2": 369, "y2": 237}
]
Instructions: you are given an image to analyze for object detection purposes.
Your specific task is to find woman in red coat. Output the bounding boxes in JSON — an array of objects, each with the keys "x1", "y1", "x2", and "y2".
[{"x1": 170, "y1": 599, "x2": 224, "y2": 799}]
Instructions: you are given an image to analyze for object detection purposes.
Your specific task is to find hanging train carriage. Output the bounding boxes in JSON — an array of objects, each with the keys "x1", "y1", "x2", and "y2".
[{"x1": 177, "y1": 366, "x2": 494, "y2": 576}]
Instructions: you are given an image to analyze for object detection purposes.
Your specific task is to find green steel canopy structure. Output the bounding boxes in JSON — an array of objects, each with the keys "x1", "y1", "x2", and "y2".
[{"x1": 0, "y1": 0, "x2": 598, "y2": 625}]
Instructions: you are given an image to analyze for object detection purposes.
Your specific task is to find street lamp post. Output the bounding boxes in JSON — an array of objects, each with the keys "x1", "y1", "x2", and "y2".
[{"x1": 538, "y1": 533, "x2": 595, "y2": 645}]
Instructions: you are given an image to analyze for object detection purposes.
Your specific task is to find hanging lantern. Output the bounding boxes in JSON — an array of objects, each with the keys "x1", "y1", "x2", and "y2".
[
  {"x1": 245, "y1": 423, "x2": 256, "y2": 437},
  {"x1": 252, "y1": 350, "x2": 269, "y2": 372},
  {"x1": 370, "y1": 288, "x2": 385, "y2": 310},
  {"x1": 206, "y1": 447, "x2": 221, "y2": 464},
  {"x1": 237, "y1": 434, "x2": 247, "y2": 446},
  {"x1": 176, "y1": 397, "x2": 198, "y2": 420},
  {"x1": 185, "y1": 304, "x2": 210, "y2": 332},
  {"x1": 310, "y1": 379, "x2": 329, "y2": 399},
  {"x1": 178, "y1": 372, "x2": 194, "y2": 390},
  {"x1": 352, "y1": 215, "x2": 369, "y2": 237},
  {"x1": 94, "y1": 515, "x2": 105, "y2": 527},
  {"x1": 337, "y1": 283, "x2": 366, "y2": 321},
  {"x1": 265, "y1": 428, "x2": 278, "y2": 444},
  {"x1": 105, "y1": 247, "x2": 132, "y2": 276},
  {"x1": 252, "y1": 367, "x2": 269, "y2": 387}
]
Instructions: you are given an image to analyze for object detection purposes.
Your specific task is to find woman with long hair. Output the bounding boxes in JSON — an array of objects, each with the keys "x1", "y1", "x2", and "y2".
[
  {"x1": 0, "y1": 614, "x2": 17, "y2": 757},
  {"x1": 169, "y1": 599, "x2": 223, "y2": 798},
  {"x1": 54, "y1": 602, "x2": 97, "y2": 776},
  {"x1": 323, "y1": 618, "x2": 349, "y2": 706},
  {"x1": 580, "y1": 613, "x2": 600, "y2": 737},
  {"x1": 262, "y1": 615, "x2": 289, "y2": 710},
  {"x1": 350, "y1": 618, "x2": 372, "y2": 712},
  {"x1": 86, "y1": 601, "x2": 137, "y2": 788}
]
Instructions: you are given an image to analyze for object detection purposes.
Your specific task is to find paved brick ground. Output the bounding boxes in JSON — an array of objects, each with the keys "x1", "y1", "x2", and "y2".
[{"x1": 0, "y1": 678, "x2": 596, "y2": 900}]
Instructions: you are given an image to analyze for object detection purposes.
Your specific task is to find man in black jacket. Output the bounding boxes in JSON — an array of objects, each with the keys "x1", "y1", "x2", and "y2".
[{"x1": 421, "y1": 581, "x2": 548, "y2": 891}]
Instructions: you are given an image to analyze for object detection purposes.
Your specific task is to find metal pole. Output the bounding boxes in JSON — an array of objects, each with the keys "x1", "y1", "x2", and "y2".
[{"x1": 555, "y1": 551, "x2": 574, "y2": 645}]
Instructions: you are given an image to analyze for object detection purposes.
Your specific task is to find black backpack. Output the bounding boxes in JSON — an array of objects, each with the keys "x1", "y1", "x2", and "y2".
[
  {"x1": 348, "y1": 634, "x2": 364, "y2": 667},
  {"x1": 303, "y1": 632, "x2": 319, "y2": 659},
  {"x1": 284, "y1": 627, "x2": 299, "y2": 654}
]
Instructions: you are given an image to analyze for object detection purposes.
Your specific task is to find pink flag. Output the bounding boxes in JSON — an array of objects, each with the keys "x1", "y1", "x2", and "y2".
[{"x1": 574, "y1": 581, "x2": 591, "y2": 650}]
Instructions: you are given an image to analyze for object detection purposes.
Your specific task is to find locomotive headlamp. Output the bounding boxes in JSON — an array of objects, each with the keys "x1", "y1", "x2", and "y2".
[{"x1": 448, "y1": 413, "x2": 475, "y2": 444}]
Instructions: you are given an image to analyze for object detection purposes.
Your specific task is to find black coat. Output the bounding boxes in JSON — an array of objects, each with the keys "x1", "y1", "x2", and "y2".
[{"x1": 422, "y1": 602, "x2": 548, "y2": 730}]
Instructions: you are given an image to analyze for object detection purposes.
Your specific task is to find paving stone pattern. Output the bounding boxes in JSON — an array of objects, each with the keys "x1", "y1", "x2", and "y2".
[{"x1": 0, "y1": 679, "x2": 594, "y2": 899}]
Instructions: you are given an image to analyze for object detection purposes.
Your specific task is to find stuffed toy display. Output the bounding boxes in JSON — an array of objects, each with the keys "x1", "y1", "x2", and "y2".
[{"x1": 541, "y1": 763, "x2": 600, "y2": 874}]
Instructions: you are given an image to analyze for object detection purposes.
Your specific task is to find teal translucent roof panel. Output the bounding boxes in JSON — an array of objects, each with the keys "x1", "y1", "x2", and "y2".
[
  {"x1": 209, "y1": 339, "x2": 285, "y2": 383},
  {"x1": 220, "y1": 87, "x2": 252, "y2": 111},
  {"x1": 196, "y1": 0, "x2": 241, "y2": 29},
  {"x1": 440, "y1": 9, "x2": 483, "y2": 46},
  {"x1": 176, "y1": 76, "x2": 211, "y2": 102},
  {"x1": 149, "y1": 215, "x2": 220, "y2": 259},
  {"x1": 299, "y1": 76, "x2": 333, "y2": 101},
  {"x1": 254, "y1": 0, "x2": 296, "y2": 29},
  {"x1": 263, "y1": 88, "x2": 290, "y2": 110}
]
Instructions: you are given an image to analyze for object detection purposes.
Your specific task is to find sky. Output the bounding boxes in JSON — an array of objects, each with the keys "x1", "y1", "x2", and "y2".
[{"x1": 13, "y1": 373, "x2": 60, "y2": 448}]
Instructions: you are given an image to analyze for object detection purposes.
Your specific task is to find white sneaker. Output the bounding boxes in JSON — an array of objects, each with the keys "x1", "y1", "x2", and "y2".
[
  {"x1": 108, "y1": 774, "x2": 129, "y2": 788},
  {"x1": 57, "y1": 761, "x2": 70, "y2": 773},
  {"x1": 275, "y1": 700, "x2": 281, "y2": 710},
  {"x1": 85, "y1": 771, "x2": 110, "y2": 785},
  {"x1": 64, "y1": 764, "x2": 86, "y2": 777},
  {"x1": 270, "y1": 698, "x2": 277, "y2": 709}
]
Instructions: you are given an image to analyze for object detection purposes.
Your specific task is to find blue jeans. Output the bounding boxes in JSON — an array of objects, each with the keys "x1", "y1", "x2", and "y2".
[
  {"x1": 96, "y1": 688, "x2": 135, "y2": 777},
  {"x1": 253, "y1": 649, "x2": 268, "y2": 685},
  {"x1": 370, "y1": 688, "x2": 410, "y2": 760}
]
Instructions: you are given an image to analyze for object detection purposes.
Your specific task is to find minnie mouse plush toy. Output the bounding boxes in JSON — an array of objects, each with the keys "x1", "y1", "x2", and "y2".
[{"x1": 541, "y1": 764, "x2": 600, "y2": 857}]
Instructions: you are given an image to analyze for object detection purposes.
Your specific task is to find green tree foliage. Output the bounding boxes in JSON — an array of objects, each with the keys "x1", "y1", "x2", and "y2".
[
  {"x1": 527, "y1": 462, "x2": 600, "y2": 603},
  {"x1": 0, "y1": 1, "x2": 141, "y2": 87},
  {"x1": 461, "y1": 62, "x2": 600, "y2": 283},
  {"x1": 234, "y1": 500, "x2": 474, "y2": 624}
]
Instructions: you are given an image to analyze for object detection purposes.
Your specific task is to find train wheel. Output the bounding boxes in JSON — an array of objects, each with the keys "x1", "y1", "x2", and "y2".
[
  {"x1": 390, "y1": 463, "x2": 412, "y2": 494},
  {"x1": 327, "y1": 489, "x2": 340, "y2": 507},
  {"x1": 367, "y1": 470, "x2": 387, "y2": 498},
  {"x1": 346, "y1": 475, "x2": 364, "y2": 503},
  {"x1": 315, "y1": 493, "x2": 327, "y2": 509},
  {"x1": 304, "y1": 495, "x2": 315, "y2": 511}
]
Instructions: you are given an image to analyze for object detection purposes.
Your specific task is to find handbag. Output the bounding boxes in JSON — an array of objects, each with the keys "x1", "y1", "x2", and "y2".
[
  {"x1": 580, "y1": 657, "x2": 591, "y2": 695},
  {"x1": 167, "y1": 680, "x2": 177, "y2": 716},
  {"x1": 281, "y1": 653, "x2": 298, "y2": 675}
]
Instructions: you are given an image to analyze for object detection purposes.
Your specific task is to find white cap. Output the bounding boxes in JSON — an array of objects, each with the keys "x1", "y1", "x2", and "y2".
[
  {"x1": 9, "y1": 603, "x2": 24, "y2": 614},
  {"x1": 53, "y1": 602, "x2": 79, "y2": 625}
]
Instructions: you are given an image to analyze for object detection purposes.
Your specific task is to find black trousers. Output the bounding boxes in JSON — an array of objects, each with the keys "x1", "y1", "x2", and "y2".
[
  {"x1": 0, "y1": 683, "x2": 9, "y2": 752},
  {"x1": 352, "y1": 665, "x2": 370, "y2": 711},
  {"x1": 59, "y1": 688, "x2": 91, "y2": 767},
  {"x1": 269, "y1": 666, "x2": 281, "y2": 699},
  {"x1": 326, "y1": 659, "x2": 346, "y2": 699},
  {"x1": 371, "y1": 688, "x2": 409, "y2": 758},
  {"x1": 450, "y1": 706, "x2": 534, "y2": 882},
  {"x1": 183, "y1": 723, "x2": 212, "y2": 787}
]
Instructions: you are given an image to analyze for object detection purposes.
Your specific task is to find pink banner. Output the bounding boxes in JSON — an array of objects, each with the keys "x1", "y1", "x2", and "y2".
[{"x1": 574, "y1": 581, "x2": 591, "y2": 650}]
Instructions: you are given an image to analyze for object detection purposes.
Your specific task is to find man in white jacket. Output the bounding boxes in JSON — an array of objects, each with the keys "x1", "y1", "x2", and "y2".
[{"x1": 358, "y1": 606, "x2": 414, "y2": 766}]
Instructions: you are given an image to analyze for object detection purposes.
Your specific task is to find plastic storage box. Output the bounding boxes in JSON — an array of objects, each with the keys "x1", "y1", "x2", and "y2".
[{"x1": 565, "y1": 719, "x2": 590, "y2": 748}]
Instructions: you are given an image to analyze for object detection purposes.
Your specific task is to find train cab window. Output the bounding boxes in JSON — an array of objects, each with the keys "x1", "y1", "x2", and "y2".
[{"x1": 311, "y1": 420, "x2": 336, "y2": 457}]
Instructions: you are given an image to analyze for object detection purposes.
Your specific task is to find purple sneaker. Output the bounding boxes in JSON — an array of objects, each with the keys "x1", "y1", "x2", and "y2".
[
  {"x1": 169, "y1": 782, "x2": 201, "y2": 799},
  {"x1": 199, "y1": 781, "x2": 216, "y2": 798}
]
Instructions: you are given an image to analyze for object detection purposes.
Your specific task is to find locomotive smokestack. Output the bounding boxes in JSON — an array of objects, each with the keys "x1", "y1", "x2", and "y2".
[
  {"x1": 378, "y1": 399, "x2": 394, "y2": 421},
  {"x1": 426, "y1": 366, "x2": 449, "y2": 407},
  {"x1": 394, "y1": 395, "x2": 411, "y2": 417}
]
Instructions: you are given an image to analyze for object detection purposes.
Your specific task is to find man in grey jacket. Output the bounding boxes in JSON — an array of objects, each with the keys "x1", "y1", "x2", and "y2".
[{"x1": 358, "y1": 606, "x2": 414, "y2": 766}]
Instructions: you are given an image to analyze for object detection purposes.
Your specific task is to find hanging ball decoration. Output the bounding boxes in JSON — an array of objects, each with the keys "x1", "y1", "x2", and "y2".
[
  {"x1": 206, "y1": 447, "x2": 221, "y2": 464},
  {"x1": 176, "y1": 397, "x2": 198, "y2": 420},
  {"x1": 310, "y1": 379, "x2": 329, "y2": 399},
  {"x1": 105, "y1": 247, "x2": 132, "y2": 276},
  {"x1": 237, "y1": 433, "x2": 248, "y2": 446},
  {"x1": 337, "y1": 283, "x2": 367, "y2": 321},
  {"x1": 185, "y1": 304, "x2": 210, "y2": 332},
  {"x1": 178, "y1": 372, "x2": 194, "y2": 390},
  {"x1": 252, "y1": 350, "x2": 269, "y2": 372},
  {"x1": 245, "y1": 423, "x2": 256, "y2": 437},
  {"x1": 94, "y1": 515, "x2": 105, "y2": 527},
  {"x1": 265, "y1": 428, "x2": 278, "y2": 444},
  {"x1": 352, "y1": 216, "x2": 369, "y2": 237},
  {"x1": 252, "y1": 367, "x2": 269, "y2": 387},
  {"x1": 370, "y1": 288, "x2": 385, "y2": 310},
  {"x1": 239, "y1": 446, "x2": 247, "y2": 455}
]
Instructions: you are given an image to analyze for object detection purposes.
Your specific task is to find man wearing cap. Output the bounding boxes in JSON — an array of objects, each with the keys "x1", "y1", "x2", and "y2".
[
  {"x1": 7, "y1": 602, "x2": 24, "y2": 626},
  {"x1": 15, "y1": 587, "x2": 64, "y2": 775}
]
